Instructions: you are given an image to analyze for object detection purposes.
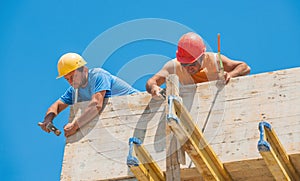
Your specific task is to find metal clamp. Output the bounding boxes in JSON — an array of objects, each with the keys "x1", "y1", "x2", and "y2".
[
  {"x1": 127, "y1": 137, "x2": 142, "y2": 167},
  {"x1": 166, "y1": 95, "x2": 182, "y2": 124},
  {"x1": 257, "y1": 121, "x2": 271, "y2": 152}
]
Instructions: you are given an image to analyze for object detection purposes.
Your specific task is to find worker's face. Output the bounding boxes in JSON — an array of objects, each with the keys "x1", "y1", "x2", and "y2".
[
  {"x1": 64, "y1": 69, "x2": 87, "y2": 89},
  {"x1": 181, "y1": 55, "x2": 203, "y2": 75}
]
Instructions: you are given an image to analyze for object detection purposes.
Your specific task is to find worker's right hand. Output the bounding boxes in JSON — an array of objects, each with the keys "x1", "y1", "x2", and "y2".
[
  {"x1": 38, "y1": 120, "x2": 51, "y2": 133},
  {"x1": 38, "y1": 112, "x2": 56, "y2": 133},
  {"x1": 151, "y1": 85, "x2": 164, "y2": 100}
]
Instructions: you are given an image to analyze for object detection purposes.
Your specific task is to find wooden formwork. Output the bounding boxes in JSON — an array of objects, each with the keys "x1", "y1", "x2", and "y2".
[{"x1": 61, "y1": 67, "x2": 300, "y2": 181}]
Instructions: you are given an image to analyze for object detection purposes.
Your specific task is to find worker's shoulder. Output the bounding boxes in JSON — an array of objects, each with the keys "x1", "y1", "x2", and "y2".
[
  {"x1": 88, "y1": 68, "x2": 115, "y2": 81},
  {"x1": 202, "y1": 52, "x2": 217, "y2": 65},
  {"x1": 204, "y1": 52, "x2": 217, "y2": 59},
  {"x1": 163, "y1": 58, "x2": 180, "y2": 68},
  {"x1": 89, "y1": 67, "x2": 111, "y2": 75}
]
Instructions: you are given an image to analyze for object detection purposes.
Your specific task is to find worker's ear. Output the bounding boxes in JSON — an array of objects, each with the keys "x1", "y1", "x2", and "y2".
[{"x1": 82, "y1": 67, "x2": 88, "y2": 74}]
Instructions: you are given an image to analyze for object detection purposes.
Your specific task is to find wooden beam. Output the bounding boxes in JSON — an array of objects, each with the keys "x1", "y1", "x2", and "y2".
[
  {"x1": 165, "y1": 74, "x2": 184, "y2": 181},
  {"x1": 258, "y1": 121, "x2": 300, "y2": 181},
  {"x1": 167, "y1": 94, "x2": 232, "y2": 180},
  {"x1": 127, "y1": 137, "x2": 165, "y2": 181}
]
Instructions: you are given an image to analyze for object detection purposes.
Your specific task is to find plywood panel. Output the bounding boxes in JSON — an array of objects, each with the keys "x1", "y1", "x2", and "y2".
[{"x1": 61, "y1": 67, "x2": 300, "y2": 180}]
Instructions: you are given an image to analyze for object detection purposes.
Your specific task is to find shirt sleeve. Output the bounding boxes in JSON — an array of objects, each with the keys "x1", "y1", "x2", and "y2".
[
  {"x1": 92, "y1": 72, "x2": 113, "y2": 94},
  {"x1": 59, "y1": 86, "x2": 74, "y2": 105}
]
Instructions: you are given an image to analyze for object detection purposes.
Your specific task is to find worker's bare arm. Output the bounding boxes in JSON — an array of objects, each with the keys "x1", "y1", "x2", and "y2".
[
  {"x1": 146, "y1": 61, "x2": 176, "y2": 97},
  {"x1": 46, "y1": 100, "x2": 69, "y2": 116},
  {"x1": 146, "y1": 74, "x2": 166, "y2": 96},
  {"x1": 39, "y1": 100, "x2": 68, "y2": 133},
  {"x1": 64, "y1": 90, "x2": 106, "y2": 137},
  {"x1": 220, "y1": 54, "x2": 250, "y2": 77},
  {"x1": 219, "y1": 54, "x2": 251, "y2": 83}
]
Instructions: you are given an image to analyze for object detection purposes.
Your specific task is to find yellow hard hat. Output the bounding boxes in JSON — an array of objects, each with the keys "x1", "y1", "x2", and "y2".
[{"x1": 56, "y1": 53, "x2": 87, "y2": 79}]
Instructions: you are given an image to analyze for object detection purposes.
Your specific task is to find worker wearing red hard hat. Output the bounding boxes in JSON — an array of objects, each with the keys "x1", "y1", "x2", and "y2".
[{"x1": 146, "y1": 32, "x2": 251, "y2": 98}]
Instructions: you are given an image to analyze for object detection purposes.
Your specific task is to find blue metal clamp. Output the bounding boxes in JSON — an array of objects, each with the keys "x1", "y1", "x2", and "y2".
[
  {"x1": 257, "y1": 121, "x2": 272, "y2": 152},
  {"x1": 127, "y1": 137, "x2": 142, "y2": 167},
  {"x1": 166, "y1": 95, "x2": 182, "y2": 124}
]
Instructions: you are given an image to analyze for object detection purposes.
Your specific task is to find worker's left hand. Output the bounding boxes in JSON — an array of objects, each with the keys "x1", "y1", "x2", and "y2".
[{"x1": 64, "y1": 121, "x2": 79, "y2": 137}]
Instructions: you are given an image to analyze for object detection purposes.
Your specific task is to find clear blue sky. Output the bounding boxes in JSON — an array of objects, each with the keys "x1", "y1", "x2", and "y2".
[{"x1": 1, "y1": 0, "x2": 299, "y2": 180}]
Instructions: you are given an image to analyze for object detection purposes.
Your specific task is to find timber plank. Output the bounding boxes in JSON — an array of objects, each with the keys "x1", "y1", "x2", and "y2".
[{"x1": 61, "y1": 67, "x2": 300, "y2": 180}]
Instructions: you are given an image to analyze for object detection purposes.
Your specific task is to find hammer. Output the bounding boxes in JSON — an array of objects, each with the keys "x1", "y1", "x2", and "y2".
[
  {"x1": 159, "y1": 88, "x2": 166, "y2": 100},
  {"x1": 38, "y1": 122, "x2": 61, "y2": 136}
]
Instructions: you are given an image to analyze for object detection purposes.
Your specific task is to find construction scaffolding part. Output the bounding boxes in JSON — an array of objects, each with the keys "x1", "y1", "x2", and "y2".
[
  {"x1": 60, "y1": 67, "x2": 300, "y2": 181},
  {"x1": 127, "y1": 137, "x2": 165, "y2": 181},
  {"x1": 257, "y1": 121, "x2": 300, "y2": 181},
  {"x1": 167, "y1": 94, "x2": 232, "y2": 180},
  {"x1": 165, "y1": 75, "x2": 185, "y2": 181},
  {"x1": 164, "y1": 74, "x2": 232, "y2": 180}
]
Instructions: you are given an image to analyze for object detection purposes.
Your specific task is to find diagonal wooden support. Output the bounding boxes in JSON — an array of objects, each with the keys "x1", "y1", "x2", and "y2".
[
  {"x1": 167, "y1": 95, "x2": 232, "y2": 181},
  {"x1": 257, "y1": 121, "x2": 300, "y2": 181},
  {"x1": 127, "y1": 137, "x2": 165, "y2": 181}
]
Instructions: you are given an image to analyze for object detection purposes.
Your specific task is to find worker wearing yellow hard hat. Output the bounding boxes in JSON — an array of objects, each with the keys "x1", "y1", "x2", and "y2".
[
  {"x1": 38, "y1": 52, "x2": 138, "y2": 137},
  {"x1": 56, "y1": 53, "x2": 87, "y2": 79},
  {"x1": 146, "y1": 32, "x2": 251, "y2": 98}
]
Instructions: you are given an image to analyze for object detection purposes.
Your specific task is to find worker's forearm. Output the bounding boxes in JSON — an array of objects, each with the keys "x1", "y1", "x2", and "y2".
[
  {"x1": 229, "y1": 63, "x2": 250, "y2": 77},
  {"x1": 44, "y1": 112, "x2": 56, "y2": 123},
  {"x1": 75, "y1": 102, "x2": 102, "y2": 129},
  {"x1": 146, "y1": 79, "x2": 157, "y2": 94},
  {"x1": 46, "y1": 100, "x2": 67, "y2": 116},
  {"x1": 46, "y1": 106, "x2": 59, "y2": 116}
]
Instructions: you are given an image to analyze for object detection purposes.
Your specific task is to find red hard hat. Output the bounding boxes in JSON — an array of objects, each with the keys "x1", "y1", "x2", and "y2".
[{"x1": 176, "y1": 32, "x2": 206, "y2": 64}]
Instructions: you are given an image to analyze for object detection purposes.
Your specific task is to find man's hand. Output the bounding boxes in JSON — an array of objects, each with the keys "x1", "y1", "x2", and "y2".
[
  {"x1": 38, "y1": 112, "x2": 56, "y2": 133},
  {"x1": 224, "y1": 71, "x2": 231, "y2": 84},
  {"x1": 38, "y1": 121, "x2": 51, "y2": 133},
  {"x1": 151, "y1": 85, "x2": 164, "y2": 100},
  {"x1": 216, "y1": 71, "x2": 231, "y2": 89},
  {"x1": 64, "y1": 121, "x2": 79, "y2": 137}
]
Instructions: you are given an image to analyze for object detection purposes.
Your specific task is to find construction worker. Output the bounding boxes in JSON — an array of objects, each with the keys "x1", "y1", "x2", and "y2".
[
  {"x1": 146, "y1": 32, "x2": 251, "y2": 97},
  {"x1": 39, "y1": 53, "x2": 138, "y2": 137}
]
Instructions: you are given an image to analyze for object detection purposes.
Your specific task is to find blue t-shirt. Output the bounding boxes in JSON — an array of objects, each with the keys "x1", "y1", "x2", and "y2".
[{"x1": 59, "y1": 68, "x2": 139, "y2": 105}]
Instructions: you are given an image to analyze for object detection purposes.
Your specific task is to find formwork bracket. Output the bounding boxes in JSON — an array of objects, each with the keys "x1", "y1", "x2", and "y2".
[
  {"x1": 257, "y1": 121, "x2": 300, "y2": 181},
  {"x1": 126, "y1": 137, "x2": 165, "y2": 181},
  {"x1": 167, "y1": 95, "x2": 232, "y2": 181}
]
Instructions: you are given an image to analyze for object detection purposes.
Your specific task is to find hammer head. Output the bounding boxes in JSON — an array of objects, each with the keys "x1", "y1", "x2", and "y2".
[
  {"x1": 159, "y1": 89, "x2": 166, "y2": 99},
  {"x1": 46, "y1": 122, "x2": 61, "y2": 136}
]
